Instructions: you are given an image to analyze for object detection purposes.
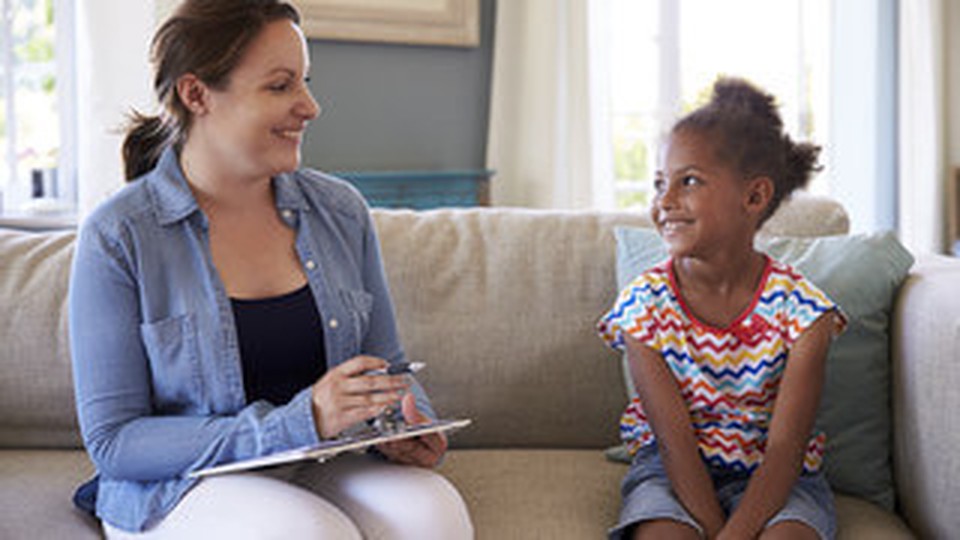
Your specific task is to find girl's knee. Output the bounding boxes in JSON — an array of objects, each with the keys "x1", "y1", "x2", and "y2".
[
  {"x1": 630, "y1": 519, "x2": 700, "y2": 540},
  {"x1": 760, "y1": 520, "x2": 821, "y2": 540}
]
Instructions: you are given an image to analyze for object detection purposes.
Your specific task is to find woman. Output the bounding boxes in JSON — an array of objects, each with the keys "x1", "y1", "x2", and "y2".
[{"x1": 69, "y1": 1, "x2": 473, "y2": 537}]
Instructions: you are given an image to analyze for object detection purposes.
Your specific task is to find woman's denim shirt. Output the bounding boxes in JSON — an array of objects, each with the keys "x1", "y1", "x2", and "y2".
[{"x1": 69, "y1": 148, "x2": 434, "y2": 532}]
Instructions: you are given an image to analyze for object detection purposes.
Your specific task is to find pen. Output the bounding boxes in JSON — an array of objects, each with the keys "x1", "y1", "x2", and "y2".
[{"x1": 364, "y1": 361, "x2": 426, "y2": 376}]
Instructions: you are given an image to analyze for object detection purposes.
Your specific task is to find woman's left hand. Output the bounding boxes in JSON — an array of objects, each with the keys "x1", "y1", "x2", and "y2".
[{"x1": 376, "y1": 393, "x2": 447, "y2": 468}]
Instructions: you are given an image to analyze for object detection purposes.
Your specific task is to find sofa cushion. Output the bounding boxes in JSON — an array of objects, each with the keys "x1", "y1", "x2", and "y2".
[
  {"x1": 832, "y1": 497, "x2": 914, "y2": 539},
  {"x1": 610, "y1": 228, "x2": 913, "y2": 511},
  {"x1": 438, "y1": 448, "x2": 912, "y2": 540},
  {"x1": 372, "y1": 209, "x2": 650, "y2": 449},
  {"x1": 439, "y1": 449, "x2": 630, "y2": 539},
  {"x1": 0, "y1": 230, "x2": 81, "y2": 448},
  {"x1": 0, "y1": 449, "x2": 99, "y2": 539},
  {"x1": 891, "y1": 256, "x2": 960, "y2": 539}
]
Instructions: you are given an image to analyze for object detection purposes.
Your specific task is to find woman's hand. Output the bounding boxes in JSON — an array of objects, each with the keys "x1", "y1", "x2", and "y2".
[
  {"x1": 310, "y1": 356, "x2": 409, "y2": 439},
  {"x1": 376, "y1": 393, "x2": 448, "y2": 468}
]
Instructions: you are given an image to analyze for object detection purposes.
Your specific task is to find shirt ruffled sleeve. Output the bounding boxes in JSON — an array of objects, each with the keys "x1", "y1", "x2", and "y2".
[
  {"x1": 597, "y1": 272, "x2": 668, "y2": 353},
  {"x1": 783, "y1": 271, "x2": 848, "y2": 343}
]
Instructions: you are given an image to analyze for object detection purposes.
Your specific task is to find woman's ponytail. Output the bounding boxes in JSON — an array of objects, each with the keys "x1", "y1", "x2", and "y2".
[{"x1": 121, "y1": 112, "x2": 177, "y2": 181}]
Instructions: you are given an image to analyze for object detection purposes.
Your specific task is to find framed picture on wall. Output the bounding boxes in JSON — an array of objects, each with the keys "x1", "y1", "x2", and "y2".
[{"x1": 292, "y1": 0, "x2": 480, "y2": 47}]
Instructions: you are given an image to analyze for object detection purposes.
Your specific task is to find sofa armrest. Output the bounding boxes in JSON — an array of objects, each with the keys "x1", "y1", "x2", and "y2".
[{"x1": 891, "y1": 254, "x2": 960, "y2": 538}]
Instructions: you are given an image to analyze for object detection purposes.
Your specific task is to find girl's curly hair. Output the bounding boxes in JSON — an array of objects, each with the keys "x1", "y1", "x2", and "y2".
[{"x1": 672, "y1": 77, "x2": 823, "y2": 224}]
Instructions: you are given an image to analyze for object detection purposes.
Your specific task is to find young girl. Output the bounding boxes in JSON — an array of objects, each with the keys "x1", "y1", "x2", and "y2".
[{"x1": 598, "y1": 78, "x2": 845, "y2": 540}]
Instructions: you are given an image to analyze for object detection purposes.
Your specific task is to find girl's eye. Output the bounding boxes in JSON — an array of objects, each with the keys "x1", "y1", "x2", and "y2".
[
  {"x1": 681, "y1": 175, "x2": 700, "y2": 187},
  {"x1": 652, "y1": 178, "x2": 665, "y2": 193}
]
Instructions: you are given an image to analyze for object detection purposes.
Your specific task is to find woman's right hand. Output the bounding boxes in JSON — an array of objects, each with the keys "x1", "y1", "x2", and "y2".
[{"x1": 310, "y1": 356, "x2": 409, "y2": 439}]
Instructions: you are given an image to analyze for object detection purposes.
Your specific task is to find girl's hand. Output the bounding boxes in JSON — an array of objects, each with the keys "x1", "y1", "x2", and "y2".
[
  {"x1": 310, "y1": 356, "x2": 409, "y2": 439},
  {"x1": 376, "y1": 393, "x2": 448, "y2": 468}
]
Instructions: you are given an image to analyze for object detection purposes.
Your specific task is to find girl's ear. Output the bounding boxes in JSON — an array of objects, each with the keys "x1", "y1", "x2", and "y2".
[
  {"x1": 175, "y1": 73, "x2": 211, "y2": 116},
  {"x1": 745, "y1": 176, "x2": 774, "y2": 217}
]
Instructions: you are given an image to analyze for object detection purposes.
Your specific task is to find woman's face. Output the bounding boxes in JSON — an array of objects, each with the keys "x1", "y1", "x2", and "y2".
[{"x1": 196, "y1": 19, "x2": 320, "y2": 181}]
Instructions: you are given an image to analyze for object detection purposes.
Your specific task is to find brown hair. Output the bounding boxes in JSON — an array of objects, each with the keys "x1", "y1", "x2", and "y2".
[
  {"x1": 672, "y1": 77, "x2": 823, "y2": 224},
  {"x1": 122, "y1": 0, "x2": 300, "y2": 181}
]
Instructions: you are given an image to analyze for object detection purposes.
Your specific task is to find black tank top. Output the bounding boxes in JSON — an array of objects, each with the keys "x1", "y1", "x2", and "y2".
[{"x1": 230, "y1": 284, "x2": 326, "y2": 405}]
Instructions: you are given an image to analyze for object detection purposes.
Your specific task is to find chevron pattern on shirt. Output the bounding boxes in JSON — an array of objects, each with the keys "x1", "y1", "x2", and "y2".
[{"x1": 598, "y1": 257, "x2": 841, "y2": 474}]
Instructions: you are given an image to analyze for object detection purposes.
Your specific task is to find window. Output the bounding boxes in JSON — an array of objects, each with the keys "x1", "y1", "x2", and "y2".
[
  {"x1": 607, "y1": 0, "x2": 830, "y2": 210},
  {"x1": 0, "y1": 0, "x2": 73, "y2": 216}
]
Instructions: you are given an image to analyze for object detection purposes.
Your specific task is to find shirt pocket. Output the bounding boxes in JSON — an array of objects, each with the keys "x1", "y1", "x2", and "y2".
[
  {"x1": 140, "y1": 312, "x2": 203, "y2": 412},
  {"x1": 338, "y1": 288, "x2": 373, "y2": 349}
]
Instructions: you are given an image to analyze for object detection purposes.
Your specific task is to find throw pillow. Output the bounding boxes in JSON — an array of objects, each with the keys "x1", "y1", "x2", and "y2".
[{"x1": 606, "y1": 228, "x2": 913, "y2": 511}]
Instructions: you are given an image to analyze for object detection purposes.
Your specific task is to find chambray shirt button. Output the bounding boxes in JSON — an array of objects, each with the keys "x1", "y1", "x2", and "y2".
[
  {"x1": 281, "y1": 209, "x2": 293, "y2": 220},
  {"x1": 329, "y1": 319, "x2": 339, "y2": 329},
  {"x1": 305, "y1": 260, "x2": 316, "y2": 270}
]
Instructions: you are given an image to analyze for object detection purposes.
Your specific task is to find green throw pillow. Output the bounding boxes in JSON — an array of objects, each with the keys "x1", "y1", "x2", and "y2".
[{"x1": 607, "y1": 228, "x2": 913, "y2": 511}]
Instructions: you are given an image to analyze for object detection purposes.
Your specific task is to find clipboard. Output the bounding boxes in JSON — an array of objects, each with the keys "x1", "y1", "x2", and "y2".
[{"x1": 189, "y1": 418, "x2": 471, "y2": 478}]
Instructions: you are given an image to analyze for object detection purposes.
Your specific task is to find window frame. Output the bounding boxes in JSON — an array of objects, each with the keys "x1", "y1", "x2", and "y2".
[
  {"x1": 0, "y1": 0, "x2": 75, "y2": 220},
  {"x1": 608, "y1": 0, "x2": 830, "y2": 210}
]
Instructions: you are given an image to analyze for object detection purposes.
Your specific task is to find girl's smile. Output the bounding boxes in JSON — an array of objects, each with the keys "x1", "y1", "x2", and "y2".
[{"x1": 651, "y1": 129, "x2": 766, "y2": 261}]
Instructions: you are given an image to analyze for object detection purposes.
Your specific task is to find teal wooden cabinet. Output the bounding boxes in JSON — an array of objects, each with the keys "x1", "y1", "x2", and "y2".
[{"x1": 334, "y1": 170, "x2": 494, "y2": 210}]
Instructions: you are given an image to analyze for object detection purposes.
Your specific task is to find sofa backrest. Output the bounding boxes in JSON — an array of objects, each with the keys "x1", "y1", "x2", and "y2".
[
  {"x1": 372, "y1": 193, "x2": 850, "y2": 449},
  {"x1": 0, "y1": 229, "x2": 79, "y2": 448},
  {"x1": 0, "y1": 193, "x2": 848, "y2": 450}
]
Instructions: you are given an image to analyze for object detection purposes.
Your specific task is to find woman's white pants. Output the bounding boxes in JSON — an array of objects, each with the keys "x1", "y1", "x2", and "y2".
[{"x1": 102, "y1": 454, "x2": 473, "y2": 540}]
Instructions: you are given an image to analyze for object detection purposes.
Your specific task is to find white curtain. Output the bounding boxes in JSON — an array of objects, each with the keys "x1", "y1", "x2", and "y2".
[
  {"x1": 898, "y1": 0, "x2": 946, "y2": 254},
  {"x1": 485, "y1": 0, "x2": 614, "y2": 209},
  {"x1": 75, "y1": 1, "x2": 170, "y2": 218}
]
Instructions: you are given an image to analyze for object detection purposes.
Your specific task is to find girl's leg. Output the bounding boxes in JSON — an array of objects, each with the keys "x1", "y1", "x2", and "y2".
[
  {"x1": 631, "y1": 519, "x2": 701, "y2": 539},
  {"x1": 610, "y1": 447, "x2": 703, "y2": 540},
  {"x1": 759, "y1": 520, "x2": 821, "y2": 540},
  {"x1": 291, "y1": 453, "x2": 474, "y2": 540},
  {"x1": 102, "y1": 473, "x2": 362, "y2": 540},
  {"x1": 720, "y1": 472, "x2": 835, "y2": 540}
]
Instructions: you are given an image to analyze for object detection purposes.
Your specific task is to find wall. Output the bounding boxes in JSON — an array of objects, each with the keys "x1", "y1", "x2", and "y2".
[
  {"x1": 301, "y1": 0, "x2": 496, "y2": 173},
  {"x1": 70, "y1": 0, "x2": 495, "y2": 217}
]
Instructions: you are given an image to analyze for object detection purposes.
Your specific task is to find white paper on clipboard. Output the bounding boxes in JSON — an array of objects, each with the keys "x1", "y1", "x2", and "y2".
[{"x1": 188, "y1": 418, "x2": 471, "y2": 478}]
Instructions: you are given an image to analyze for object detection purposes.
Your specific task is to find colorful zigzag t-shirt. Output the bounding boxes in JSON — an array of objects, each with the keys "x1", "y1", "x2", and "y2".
[{"x1": 597, "y1": 256, "x2": 844, "y2": 474}]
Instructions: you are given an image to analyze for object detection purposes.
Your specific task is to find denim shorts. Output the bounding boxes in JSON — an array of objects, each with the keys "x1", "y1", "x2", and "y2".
[{"x1": 609, "y1": 446, "x2": 836, "y2": 540}]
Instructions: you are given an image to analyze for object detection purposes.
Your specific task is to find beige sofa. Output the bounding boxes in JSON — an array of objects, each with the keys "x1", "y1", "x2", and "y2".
[{"x1": 1, "y1": 196, "x2": 957, "y2": 539}]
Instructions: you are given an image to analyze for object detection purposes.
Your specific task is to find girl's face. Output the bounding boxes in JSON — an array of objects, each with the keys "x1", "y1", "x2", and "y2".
[
  {"x1": 195, "y1": 19, "x2": 320, "y2": 181},
  {"x1": 652, "y1": 129, "x2": 761, "y2": 259}
]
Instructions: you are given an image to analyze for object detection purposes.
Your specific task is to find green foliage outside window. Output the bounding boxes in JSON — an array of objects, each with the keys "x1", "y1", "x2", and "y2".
[{"x1": 612, "y1": 114, "x2": 651, "y2": 210}]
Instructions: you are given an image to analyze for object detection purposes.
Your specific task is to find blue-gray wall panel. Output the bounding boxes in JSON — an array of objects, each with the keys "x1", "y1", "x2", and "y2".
[{"x1": 301, "y1": 0, "x2": 495, "y2": 172}]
